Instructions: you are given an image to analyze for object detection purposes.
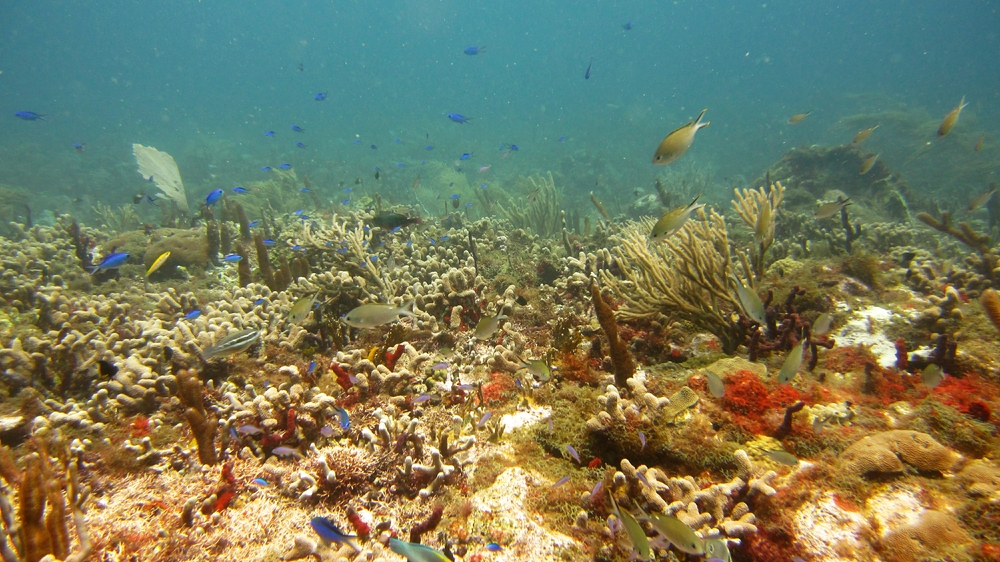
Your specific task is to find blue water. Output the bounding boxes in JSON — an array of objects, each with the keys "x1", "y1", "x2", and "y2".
[{"x1": 2, "y1": 0, "x2": 998, "y2": 219}]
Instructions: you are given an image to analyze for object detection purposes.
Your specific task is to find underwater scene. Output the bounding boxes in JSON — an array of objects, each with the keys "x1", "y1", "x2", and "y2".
[{"x1": 2, "y1": 1, "x2": 1000, "y2": 561}]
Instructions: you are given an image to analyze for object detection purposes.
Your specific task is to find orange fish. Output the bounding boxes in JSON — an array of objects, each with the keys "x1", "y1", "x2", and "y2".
[
  {"x1": 788, "y1": 110, "x2": 812, "y2": 124},
  {"x1": 938, "y1": 95, "x2": 968, "y2": 137}
]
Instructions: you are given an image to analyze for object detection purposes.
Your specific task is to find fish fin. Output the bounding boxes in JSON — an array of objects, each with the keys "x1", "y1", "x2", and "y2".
[{"x1": 399, "y1": 299, "x2": 416, "y2": 317}]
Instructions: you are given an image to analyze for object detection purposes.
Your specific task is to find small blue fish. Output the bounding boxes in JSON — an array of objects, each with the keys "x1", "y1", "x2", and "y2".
[
  {"x1": 413, "y1": 394, "x2": 432, "y2": 404},
  {"x1": 320, "y1": 426, "x2": 334, "y2": 437},
  {"x1": 309, "y1": 517, "x2": 359, "y2": 550},
  {"x1": 73, "y1": 142, "x2": 85, "y2": 153},
  {"x1": 291, "y1": 245, "x2": 303, "y2": 251},
  {"x1": 300, "y1": 188, "x2": 311, "y2": 193},
  {"x1": 296, "y1": 142, "x2": 306, "y2": 149},
  {"x1": 406, "y1": 241, "x2": 413, "y2": 247},
  {"x1": 558, "y1": 136, "x2": 567, "y2": 142},
  {"x1": 566, "y1": 444, "x2": 580, "y2": 463},
  {"x1": 87, "y1": 253, "x2": 129, "y2": 274},
  {"x1": 308, "y1": 361, "x2": 317, "y2": 375},
  {"x1": 336, "y1": 247, "x2": 348, "y2": 254},
  {"x1": 480, "y1": 183, "x2": 488, "y2": 188},
  {"x1": 291, "y1": 125, "x2": 304, "y2": 132},
  {"x1": 464, "y1": 46, "x2": 485, "y2": 55},
  {"x1": 262, "y1": 239, "x2": 275, "y2": 246},
  {"x1": 205, "y1": 189, "x2": 224, "y2": 206},
  {"x1": 248, "y1": 221, "x2": 260, "y2": 227},
  {"x1": 432, "y1": 362, "x2": 449, "y2": 370},
  {"x1": 222, "y1": 254, "x2": 243, "y2": 263},
  {"x1": 254, "y1": 298, "x2": 266, "y2": 305},
  {"x1": 460, "y1": 153, "x2": 472, "y2": 160},
  {"x1": 429, "y1": 238, "x2": 436, "y2": 245},
  {"x1": 264, "y1": 131, "x2": 275, "y2": 137},
  {"x1": 450, "y1": 194, "x2": 460, "y2": 200},
  {"x1": 353, "y1": 139, "x2": 361, "y2": 145},
  {"x1": 315, "y1": 93, "x2": 326, "y2": 101},
  {"x1": 552, "y1": 476, "x2": 570, "y2": 488},
  {"x1": 271, "y1": 446, "x2": 302, "y2": 459},
  {"x1": 485, "y1": 543, "x2": 501, "y2": 551},
  {"x1": 396, "y1": 163, "x2": 404, "y2": 168},
  {"x1": 342, "y1": 199, "x2": 351, "y2": 205},
  {"x1": 251, "y1": 477, "x2": 270, "y2": 486},
  {"x1": 639, "y1": 431, "x2": 647, "y2": 451},
  {"x1": 232, "y1": 186, "x2": 248, "y2": 194},
  {"x1": 591, "y1": 480, "x2": 603, "y2": 499},
  {"x1": 448, "y1": 113, "x2": 472, "y2": 124},
  {"x1": 294, "y1": 210, "x2": 304, "y2": 216},
  {"x1": 510, "y1": 144, "x2": 519, "y2": 151},
  {"x1": 15, "y1": 111, "x2": 44, "y2": 120},
  {"x1": 333, "y1": 406, "x2": 350, "y2": 430},
  {"x1": 584, "y1": 58, "x2": 593, "y2": 79},
  {"x1": 261, "y1": 166, "x2": 273, "y2": 172},
  {"x1": 440, "y1": 236, "x2": 449, "y2": 242},
  {"x1": 184, "y1": 310, "x2": 202, "y2": 320},
  {"x1": 344, "y1": 188, "x2": 353, "y2": 193},
  {"x1": 370, "y1": 144, "x2": 377, "y2": 150},
  {"x1": 279, "y1": 163, "x2": 292, "y2": 170},
  {"x1": 477, "y1": 411, "x2": 492, "y2": 429},
  {"x1": 426, "y1": 145, "x2": 434, "y2": 150},
  {"x1": 622, "y1": 22, "x2": 633, "y2": 30},
  {"x1": 238, "y1": 425, "x2": 263, "y2": 435},
  {"x1": 394, "y1": 138, "x2": 402, "y2": 143},
  {"x1": 465, "y1": 203, "x2": 473, "y2": 207}
]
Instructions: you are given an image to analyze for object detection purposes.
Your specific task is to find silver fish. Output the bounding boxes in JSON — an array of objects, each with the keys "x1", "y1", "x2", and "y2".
[
  {"x1": 343, "y1": 300, "x2": 415, "y2": 329},
  {"x1": 921, "y1": 363, "x2": 944, "y2": 388},
  {"x1": 777, "y1": 341, "x2": 805, "y2": 384},
  {"x1": 732, "y1": 276, "x2": 767, "y2": 325},
  {"x1": 704, "y1": 371, "x2": 725, "y2": 398},
  {"x1": 288, "y1": 293, "x2": 318, "y2": 325},
  {"x1": 203, "y1": 329, "x2": 260, "y2": 361},
  {"x1": 474, "y1": 311, "x2": 507, "y2": 340},
  {"x1": 814, "y1": 196, "x2": 851, "y2": 219},
  {"x1": 812, "y1": 312, "x2": 833, "y2": 336},
  {"x1": 640, "y1": 509, "x2": 705, "y2": 555}
]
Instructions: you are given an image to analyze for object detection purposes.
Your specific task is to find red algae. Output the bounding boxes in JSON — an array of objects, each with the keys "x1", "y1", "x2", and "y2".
[
  {"x1": 934, "y1": 374, "x2": 999, "y2": 422},
  {"x1": 482, "y1": 372, "x2": 517, "y2": 403}
]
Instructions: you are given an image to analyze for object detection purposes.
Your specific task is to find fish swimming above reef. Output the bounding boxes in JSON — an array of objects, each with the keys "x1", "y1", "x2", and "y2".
[
  {"x1": 448, "y1": 113, "x2": 473, "y2": 124},
  {"x1": 814, "y1": 196, "x2": 851, "y2": 219},
  {"x1": 763, "y1": 448, "x2": 800, "y2": 466},
  {"x1": 463, "y1": 45, "x2": 484, "y2": 55},
  {"x1": 859, "y1": 153, "x2": 879, "y2": 175},
  {"x1": 474, "y1": 311, "x2": 507, "y2": 340},
  {"x1": 787, "y1": 111, "x2": 812, "y2": 124},
  {"x1": 370, "y1": 212, "x2": 421, "y2": 230},
  {"x1": 202, "y1": 329, "x2": 260, "y2": 361},
  {"x1": 517, "y1": 359, "x2": 552, "y2": 382},
  {"x1": 87, "y1": 252, "x2": 129, "y2": 274},
  {"x1": 852, "y1": 124, "x2": 879, "y2": 144},
  {"x1": 309, "y1": 516, "x2": 360, "y2": 552},
  {"x1": 649, "y1": 195, "x2": 705, "y2": 241},
  {"x1": 938, "y1": 95, "x2": 968, "y2": 137},
  {"x1": 288, "y1": 293, "x2": 319, "y2": 325},
  {"x1": 15, "y1": 111, "x2": 44, "y2": 120},
  {"x1": 389, "y1": 537, "x2": 452, "y2": 562},
  {"x1": 704, "y1": 371, "x2": 725, "y2": 398},
  {"x1": 967, "y1": 186, "x2": 997, "y2": 213},
  {"x1": 777, "y1": 340, "x2": 805, "y2": 384},
  {"x1": 731, "y1": 276, "x2": 767, "y2": 325},
  {"x1": 343, "y1": 301, "x2": 416, "y2": 329},
  {"x1": 652, "y1": 108, "x2": 709, "y2": 165},
  {"x1": 812, "y1": 312, "x2": 833, "y2": 336}
]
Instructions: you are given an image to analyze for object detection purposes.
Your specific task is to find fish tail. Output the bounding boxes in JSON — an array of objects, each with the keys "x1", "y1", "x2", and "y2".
[{"x1": 400, "y1": 299, "x2": 416, "y2": 317}]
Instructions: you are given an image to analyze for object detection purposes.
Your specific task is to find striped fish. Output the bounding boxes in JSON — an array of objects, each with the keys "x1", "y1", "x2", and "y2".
[{"x1": 203, "y1": 329, "x2": 260, "y2": 361}]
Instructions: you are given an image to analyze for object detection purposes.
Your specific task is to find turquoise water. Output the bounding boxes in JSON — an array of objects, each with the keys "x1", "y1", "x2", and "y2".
[{"x1": 2, "y1": 0, "x2": 998, "y2": 218}]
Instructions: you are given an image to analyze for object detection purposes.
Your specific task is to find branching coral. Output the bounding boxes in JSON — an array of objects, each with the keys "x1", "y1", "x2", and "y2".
[{"x1": 600, "y1": 209, "x2": 744, "y2": 353}]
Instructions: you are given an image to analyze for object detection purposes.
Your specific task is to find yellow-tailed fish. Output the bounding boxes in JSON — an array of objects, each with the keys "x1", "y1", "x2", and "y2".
[
  {"x1": 974, "y1": 133, "x2": 985, "y2": 152},
  {"x1": 852, "y1": 124, "x2": 879, "y2": 144},
  {"x1": 388, "y1": 537, "x2": 451, "y2": 562},
  {"x1": 474, "y1": 311, "x2": 507, "y2": 340},
  {"x1": 812, "y1": 312, "x2": 833, "y2": 336},
  {"x1": 638, "y1": 508, "x2": 705, "y2": 555},
  {"x1": 517, "y1": 359, "x2": 551, "y2": 382},
  {"x1": 652, "y1": 108, "x2": 709, "y2": 165},
  {"x1": 649, "y1": 195, "x2": 705, "y2": 242},
  {"x1": 938, "y1": 95, "x2": 968, "y2": 137},
  {"x1": 777, "y1": 340, "x2": 805, "y2": 384},
  {"x1": 921, "y1": 363, "x2": 944, "y2": 388},
  {"x1": 609, "y1": 492, "x2": 652, "y2": 561},
  {"x1": 731, "y1": 276, "x2": 767, "y2": 325},
  {"x1": 859, "y1": 153, "x2": 879, "y2": 175},
  {"x1": 967, "y1": 186, "x2": 997, "y2": 213},
  {"x1": 787, "y1": 111, "x2": 812, "y2": 124},
  {"x1": 343, "y1": 300, "x2": 416, "y2": 329},
  {"x1": 146, "y1": 251, "x2": 171, "y2": 277},
  {"x1": 754, "y1": 197, "x2": 771, "y2": 246},
  {"x1": 288, "y1": 293, "x2": 319, "y2": 325},
  {"x1": 814, "y1": 196, "x2": 851, "y2": 219}
]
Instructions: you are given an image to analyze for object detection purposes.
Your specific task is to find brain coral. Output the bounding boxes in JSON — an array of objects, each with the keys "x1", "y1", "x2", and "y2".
[
  {"x1": 838, "y1": 430, "x2": 959, "y2": 477},
  {"x1": 877, "y1": 510, "x2": 972, "y2": 561}
]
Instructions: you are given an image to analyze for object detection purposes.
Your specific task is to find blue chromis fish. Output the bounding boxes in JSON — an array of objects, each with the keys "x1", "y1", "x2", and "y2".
[
  {"x1": 485, "y1": 543, "x2": 501, "y2": 551},
  {"x1": 389, "y1": 538, "x2": 451, "y2": 562},
  {"x1": 222, "y1": 254, "x2": 243, "y2": 263},
  {"x1": 205, "y1": 189, "x2": 224, "y2": 206},
  {"x1": 279, "y1": 163, "x2": 292, "y2": 170},
  {"x1": 263, "y1": 239, "x2": 276, "y2": 246},
  {"x1": 652, "y1": 108, "x2": 709, "y2": 165},
  {"x1": 464, "y1": 45, "x2": 484, "y2": 55},
  {"x1": 15, "y1": 111, "x2": 44, "y2": 120},
  {"x1": 264, "y1": 131, "x2": 275, "y2": 137},
  {"x1": 288, "y1": 294, "x2": 319, "y2": 325},
  {"x1": 448, "y1": 113, "x2": 472, "y2": 124},
  {"x1": 183, "y1": 310, "x2": 202, "y2": 321},
  {"x1": 585, "y1": 58, "x2": 593, "y2": 79},
  {"x1": 552, "y1": 476, "x2": 570, "y2": 488},
  {"x1": 296, "y1": 142, "x2": 306, "y2": 149},
  {"x1": 87, "y1": 253, "x2": 129, "y2": 274},
  {"x1": 291, "y1": 125, "x2": 305, "y2": 132},
  {"x1": 343, "y1": 301, "x2": 416, "y2": 329},
  {"x1": 251, "y1": 477, "x2": 269, "y2": 486},
  {"x1": 248, "y1": 221, "x2": 260, "y2": 227},
  {"x1": 649, "y1": 195, "x2": 706, "y2": 241},
  {"x1": 309, "y1": 517, "x2": 360, "y2": 552},
  {"x1": 232, "y1": 186, "x2": 248, "y2": 194},
  {"x1": 333, "y1": 406, "x2": 350, "y2": 430},
  {"x1": 261, "y1": 166, "x2": 273, "y2": 172},
  {"x1": 460, "y1": 153, "x2": 472, "y2": 160},
  {"x1": 314, "y1": 93, "x2": 326, "y2": 101},
  {"x1": 202, "y1": 329, "x2": 260, "y2": 361}
]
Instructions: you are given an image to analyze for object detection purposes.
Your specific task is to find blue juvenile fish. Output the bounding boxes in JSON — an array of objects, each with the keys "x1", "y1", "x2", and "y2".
[
  {"x1": 248, "y1": 221, "x2": 260, "y2": 227},
  {"x1": 294, "y1": 210, "x2": 304, "y2": 216},
  {"x1": 585, "y1": 58, "x2": 593, "y2": 79},
  {"x1": 261, "y1": 166, "x2": 272, "y2": 171},
  {"x1": 460, "y1": 153, "x2": 472, "y2": 160},
  {"x1": 464, "y1": 46, "x2": 484, "y2": 55},
  {"x1": 296, "y1": 142, "x2": 306, "y2": 149},
  {"x1": 558, "y1": 136, "x2": 567, "y2": 142},
  {"x1": 251, "y1": 477, "x2": 269, "y2": 486},
  {"x1": 87, "y1": 253, "x2": 129, "y2": 274},
  {"x1": 566, "y1": 444, "x2": 580, "y2": 463},
  {"x1": 205, "y1": 189, "x2": 224, "y2": 206},
  {"x1": 344, "y1": 188, "x2": 353, "y2": 193},
  {"x1": 465, "y1": 203, "x2": 473, "y2": 207},
  {"x1": 291, "y1": 125, "x2": 304, "y2": 132},
  {"x1": 263, "y1": 239, "x2": 275, "y2": 246},
  {"x1": 232, "y1": 186, "x2": 248, "y2": 194},
  {"x1": 73, "y1": 142, "x2": 85, "y2": 153},
  {"x1": 342, "y1": 199, "x2": 351, "y2": 205},
  {"x1": 314, "y1": 93, "x2": 326, "y2": 101},
  {"x1": 184, "y1": 310, "x2": 202, "y2": 320},
  {"x1": 308, "y1": 361, "x2": 317, "y2": 375},
  {"x1": 426, "y1": 145, "x2": 434, "y2": 150},
  {"x1": 510, "y1": 144, "x2": 519, "y2": 151},
  {"x1": 264, "y1": 131, "x2": 275, "y2": 137},
  {"x1": 254, "y1": 298, "x2": 266, "y2": 305},
  {"x1": 292, "y1": 245, "x2": 303, "y2": 251},
  {"x1": 333, "y1": 406, "x2": 350, "y2": 430},
  {"x1": 237, "y1": 425, "x2": 263, "y2": 435},
  {"x1": 15, "y1": 111, "x2": 44, "y2": 120},
  {"x1": 222, "y1": 254, "x2": 243, "y2": 263},
  {"x1": 450, "y1": 194, "x2": 460, "y2": 200},
  {"x1": 309, "y1": 517, "x2": 360, "y2": 552},
  {"x1": 622, "y1": 22, "x2": 633, "y2": 30},
  {"x1": 552, "y1": 476, "x2": 570, "y2": 488},
  {"x1": 448, "y1": 113, "x2": 472, "y2": 124},
  {"x1": 485, "y1": 543, "x2": 501, "y2": 551},
  {"x1": 279, "y1": 163, "x2": 292, "y2": 170}
]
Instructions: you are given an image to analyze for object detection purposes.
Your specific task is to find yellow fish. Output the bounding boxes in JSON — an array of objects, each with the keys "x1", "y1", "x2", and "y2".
[
  {"x1": 649, "y1": 195, "x2": 705, "y2": 241},
  {"x1": 938, "y1": 95, "x2": 968, "y2": 137},
  {"x1": 145, "y1": 251, "x2": 171, "y2": 277},
  {"x1": 975, "y1": 134, "x2": 985, "y2": 152},
  {"x1": 652, "y1": 108, "x2": 709, "y2": 165},
  {"x1": 859, "y1": 153, "x2": 879, "y2": 175},
  {"x1": 287, "y1": 293, "x2": 319, "y2": 325},
  {"x1": 852, "y1": 124, "x2": 879, "y2": 144},
  {"x1": 787, "y1": 111, "x2": 812, "y2": 124}
]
